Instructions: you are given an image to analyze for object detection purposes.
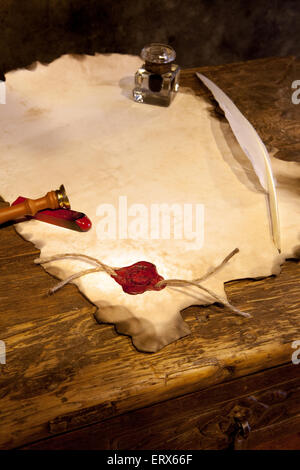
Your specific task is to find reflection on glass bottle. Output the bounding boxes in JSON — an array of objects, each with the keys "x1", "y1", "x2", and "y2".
[{"x1": 133, "y1": 43, "x2": 180, "y2": 107}]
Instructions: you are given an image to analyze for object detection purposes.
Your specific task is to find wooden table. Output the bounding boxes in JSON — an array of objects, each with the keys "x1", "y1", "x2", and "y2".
[{"x1": 0, "y1": 57, "x2": 300, "y2": 450}]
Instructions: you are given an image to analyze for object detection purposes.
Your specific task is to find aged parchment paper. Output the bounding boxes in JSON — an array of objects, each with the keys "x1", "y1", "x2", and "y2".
[{"x1": 0, "y1": 54, "x2": 299, "y2": 352}]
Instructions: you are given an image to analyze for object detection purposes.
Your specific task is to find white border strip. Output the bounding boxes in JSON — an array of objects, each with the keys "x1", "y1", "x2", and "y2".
[{"x1": 0, "y1": 80, "x2": 6, "y2": 104}]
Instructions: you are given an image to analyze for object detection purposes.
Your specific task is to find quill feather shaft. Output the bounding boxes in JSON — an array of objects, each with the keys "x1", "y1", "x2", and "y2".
[{"x1": 196, "y1": 72, "x2": 281, "y2": 252}]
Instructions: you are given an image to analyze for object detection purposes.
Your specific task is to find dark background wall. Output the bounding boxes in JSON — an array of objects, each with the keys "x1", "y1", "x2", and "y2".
[{"x1": 0, "y1": 0, "x2": 299, "y2": 73}]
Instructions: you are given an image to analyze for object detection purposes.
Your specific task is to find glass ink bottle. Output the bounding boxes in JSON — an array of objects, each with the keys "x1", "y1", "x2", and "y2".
[{"x1": 133, "y1": 43, "x2": 180, "y2": 107}]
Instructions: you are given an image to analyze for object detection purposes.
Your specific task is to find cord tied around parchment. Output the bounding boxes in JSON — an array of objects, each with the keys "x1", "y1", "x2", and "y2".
[{"x1": 34, "y1": 248, "x2": 251, "y2": 318}]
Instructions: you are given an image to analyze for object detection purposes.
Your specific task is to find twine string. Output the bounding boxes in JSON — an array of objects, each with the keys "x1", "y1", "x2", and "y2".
[
  {"x1": 155, "y1": 278, "x2": 250, "y2": 318},
  {"x1": 35, "y1": 252, "x2": 117, "y2": 276},
  {"x1": 35, "y1": 248, "x2": 251, "y2": 318},
  {"x1": 193, "y1": 247, "x2": 239, "y2": 282},
  {"x1": 48, "y1": 267, "x2": 102, "y2": 294}
]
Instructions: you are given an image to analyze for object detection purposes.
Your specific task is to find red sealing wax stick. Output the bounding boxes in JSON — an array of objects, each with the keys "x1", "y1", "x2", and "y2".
[
  {"x1": 12, "y1": 196, "x2": 92, "y2": 232},
  {"x1": 113, "y1": 261, "x2": 165, "y2": 295}
]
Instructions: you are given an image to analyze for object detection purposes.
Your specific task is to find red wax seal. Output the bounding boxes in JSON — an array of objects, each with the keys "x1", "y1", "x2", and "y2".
[{"x1": 113, "y1": 261, "x2": 165, "y2": 295}]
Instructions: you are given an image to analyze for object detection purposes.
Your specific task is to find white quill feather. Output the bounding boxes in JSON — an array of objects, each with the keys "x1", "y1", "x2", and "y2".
[{"x1": 196, "y1": 72, "x2": 281, "y2": 252}]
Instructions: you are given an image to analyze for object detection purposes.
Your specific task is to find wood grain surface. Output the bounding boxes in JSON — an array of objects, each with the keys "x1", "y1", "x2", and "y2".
[
  {"x1": 0, "y1": 58, "x2": 299, "y2": 449},
  {"x1": 182, "y1": 56, "x2": 300, "y2": 162},
  {"x1": 22, "y1": 363, "x2": 300, "y2": 450}
]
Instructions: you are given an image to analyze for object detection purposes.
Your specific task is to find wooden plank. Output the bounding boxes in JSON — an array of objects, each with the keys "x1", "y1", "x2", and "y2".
[
  {"x1": 0, "y1": 198, "x2": 40, "y2": 260},
  {"x1": 0, "y1": 259, "x2": 299, "y2": 448},
  {"x1": 21, "y1": 363, "x2": 300, "y2": 450},
  {"x1": 252, "y1": 426, "x2": 300, "y2": 450},
  {"x1": 180, "y1": 57, "x2": 300, "y2": 163},
  {"x1": 0, "y1": 254, "x2": 96, "y2": 334},
  {"x1": 0, "y1": 59, "x2": 299, "y2": 449}
]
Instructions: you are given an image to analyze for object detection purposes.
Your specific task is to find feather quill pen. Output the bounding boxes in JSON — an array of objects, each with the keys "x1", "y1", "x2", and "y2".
[{"x1": 196, "y1": 73, "x2": 281, "y2": 253}]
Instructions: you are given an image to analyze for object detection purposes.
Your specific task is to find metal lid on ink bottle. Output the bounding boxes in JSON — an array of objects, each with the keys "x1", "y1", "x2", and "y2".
[{"x1": 141, "y1": 43, "x2": 176, "y2": 73}]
